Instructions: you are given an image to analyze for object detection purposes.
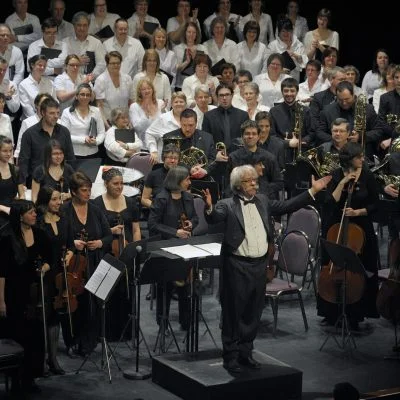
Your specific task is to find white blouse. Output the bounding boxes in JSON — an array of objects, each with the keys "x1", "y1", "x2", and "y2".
[
  {"x1": 372, "y1": 87, "x2": 388, "y2": 114},
  {"x1": 156, "y1": 47, "x2": 177, "y2": 88},
  {"x1": 362, "y1": 70, "x2": 383, "y2": 100},
  {"x1": 239, "y1": 13, "x2": 274, "y2": 45},
  {"x1": 104, "y1": 125, "x2": 143, "y2": 163},
  {"x1": 181, "y1": 74, "x2": 220, "y2": 108},
  {"x1": 303, "y1": 30, "x2": 340, "y2": 56},
  {"x1": 236, "y1": 41, "x2": 270, "y2": 78},
  {"x1": 145, "y1": 111, "x2": 180, "y2": 158},
  {"x1": 54, "y1": 72, "x2": 88, "y2": 112},
  {"x1": 202, "y1": 38, "x2": 239, "y2": 70},
  {"x1": 129, "y1": 99, "x2": 164, "y2": 146},
  {"x1": 93, "y1": 70, "x2": 133, "y2": 122},
  {"x1": 193, "y1": 104, "x2": 216, "y2": 129},
  {"x1": 253, "y1": 72, "x2": 291, "y2": 109},
  {"x1": 0, "y1": 113, "x2": 13, "y2": 143},
  {"x1": 88, "y1": 12, "x2": 120, "y2": 36},
  {"x1": 60, "y1": 105, "x2": 105, "y2": 156}
]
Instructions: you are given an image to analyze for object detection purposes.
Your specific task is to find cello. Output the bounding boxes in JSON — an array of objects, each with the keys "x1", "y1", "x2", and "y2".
[{"x1": 318, "y1": 179, "x2": 366, "y2": 305}]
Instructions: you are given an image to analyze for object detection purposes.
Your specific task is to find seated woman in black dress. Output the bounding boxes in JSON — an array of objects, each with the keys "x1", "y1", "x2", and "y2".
[
  {"x1": 63, "y1": 171, "x2": 112, "y2": 355},
  {"x1": 148, "y1": 165, "x2": 198, "y2": 331},
  {"x1": 0, "y1": 135, "x2": 25, "y2": 222},
  {"x1": 31, "y1": 139, "x2": 74, "y2": 203},
  {"x1": 0, "y1": 200, "x2": 52, "y2": 393},
  {"x1": 318, "y1": 142, "x2": 380, "y2": 329},
  {"x1": 93, "y1": 167, "x2": 141, "y2": 340},
  {"x1": 36, "y1": 186, "x2": 74, "y2": 374}
]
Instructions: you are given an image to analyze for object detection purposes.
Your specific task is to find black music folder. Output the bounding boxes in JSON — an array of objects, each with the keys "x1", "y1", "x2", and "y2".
[
  {"x1": 40, "y1": 47, "x2": 62, "y2": 59},
  {"x1": 88, "y1": 117, "x2": 97, "y2": 138},
  {"x1": 210, "y1": 58, "x2": 226, "y2": 76},
  {"x1": 75, "y1": 158, "x2": 102, "y2": 182},
  {"x1": 115, "y1": 128, "x2": 135, "y2": 143},
  {"x1": 160, "y1": 69, "x2": 173, "y2": 84},
  {"x1": 281, "y1": 51, "x2": 296, "y2": 71},
  {"x1": 95, "y1": 25, "x2": 114, "y2": 39},
  {"x1": 13, "y1": 24, "x2": 33, "y2": 35},
  {"x1": 85, "y1": 51, "x2": 96, "y2": 74},
  {"x1": 143, "y1": 22, "x2": 158, "y2": 35},
  {"x1": 181, "y1": 50, "x2": 204, "y2": 77}
]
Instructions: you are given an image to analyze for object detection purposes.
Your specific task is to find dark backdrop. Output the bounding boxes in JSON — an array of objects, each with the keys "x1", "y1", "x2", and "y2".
[{"x1": 1, "y1": 0, "x2": 399, "y2": 79}]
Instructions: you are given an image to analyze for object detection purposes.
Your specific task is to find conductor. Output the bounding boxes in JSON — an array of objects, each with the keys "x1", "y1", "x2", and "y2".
[{"x1": 204, "y1": 165, "x2": 330, "y2": 373}]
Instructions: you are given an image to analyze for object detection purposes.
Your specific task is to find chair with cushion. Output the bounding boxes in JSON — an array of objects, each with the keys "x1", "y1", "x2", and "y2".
[
  {"x1": 0, "y1": 339, "x2": 24, "y2": 393},
  {"x1": 265, "y1": 230, "x2": 311, "y2": 337},
  {"x1": 126, "y1": 152, "x2": 153, "y2": 180}
]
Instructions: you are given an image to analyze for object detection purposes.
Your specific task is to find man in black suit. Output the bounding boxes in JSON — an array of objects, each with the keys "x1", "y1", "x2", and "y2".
[
  {"x1": 204, "y1": 166, "x2": 330, "y2": 373},
  {"x1": 163, "y1": 108, "x2": 217, "y2": 179}
]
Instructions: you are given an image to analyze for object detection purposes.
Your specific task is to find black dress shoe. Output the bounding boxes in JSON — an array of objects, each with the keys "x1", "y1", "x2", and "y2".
[
  {"x1": 223, "y1": 359, "x2": 242, "y2": 374},
  {"x1": 238, "y1": 356, "x2": 261, "y2": 369},
  {"x1": 48, "y1": 364, "x2": 66, "y2": 375}
]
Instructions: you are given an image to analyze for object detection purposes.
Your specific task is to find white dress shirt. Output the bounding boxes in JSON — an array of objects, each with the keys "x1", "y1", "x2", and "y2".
[
  {"x1": 166, "y1": 17, "x2": 202, "y2": 47},
  {"x1": 0, "y1": 45, "x2": 25, "y2": 86},
  {"x1": 54, "y1": 72, "x2": 88, "y2": 112},
  {"x1": 60, "y1": 105, "x2": 105, "y2": 156},
  {"x1": 104, "y1": 125, "x2": 143, "y2": 163},
  {"x1": 193, "y1": 104, "x2": 216, "y2": 130},
  {"x1": 238, "y1": 103, "x2": 270, "y2": 120},
  {"x1": 156, "y1": 47, "x2": 177, "y2": 88},
  {"x1": 181, "y1": 74, "x2": 220, "y2": 108},
  {"x1": 63, "y1": 35, "x2": 106, "y2": 79},
  {"x1": 145, "y1": 111, "x2": 180, "y2": 158},
  {"x1": 129, "y1": 99, "x2": 164, "y2": 145},
  {"x1": 93, "y1": 70, "x2": 133, "y2": 122},
  {"x1": 131, "y1": 72, "x2": 171, "y2": 108},
  {"x1": 362, "y1": 70, "x2": 382, "y2": 100},
  {"x1": 236, "y1": 41, "x2": 270, "y2": 78},
  {"x1": 5, "y1": 12, "x2": 41, "y2": 51},
  {"x1": 19, "y1": 74, "x2": 57, "y2": 119},
  {"x1": 203, "y1": 38, "x2": 239, "y2": 71},
  {"x1": 203, "y1": 12, "x2": 241, "y2": 40},
  {"x1": 88, "y1": 12, "x2": 120, "y2": 36},
  {"x1": 239, "y1": 13, "x2": 274, "y2": 45},
  {"x1": 56, "y1": 20, "x2": 74, "y2": 41},
  {"x1": 27, "y1": 39, "x2": 68, "y2": 76},
  {"x1": 253, "y1": 72, "x2": 291, "y2": 108},
  {"x1": 297, "y1": 79, "x2": 327, "y2": 105},
  {"x1": 0, "y1": 113, "x2": 13, "y2": 144},
  {"x1": 127, "y1": 13, "x2": 160, "y2": 37},
  {"x1": 15, "y1": 113, "x2": 40, "y2": 158},
  {"x1": 303, "y1": 30, "x2": 340, "y2": 56},
  {"x1": 373, "y1": 87, "x2": 388, "y2": 114},
  {"x1": 103, "y1": 36, "x2": 145, "y2": 79},
  {"x1": 0, "y1": 77, "x2": 20, "y2": 114}
]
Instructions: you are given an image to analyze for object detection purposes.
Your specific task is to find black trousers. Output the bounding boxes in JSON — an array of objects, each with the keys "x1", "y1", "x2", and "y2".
[{"x1": 221, "y1": 254, "x2": 267, "y2": 362}]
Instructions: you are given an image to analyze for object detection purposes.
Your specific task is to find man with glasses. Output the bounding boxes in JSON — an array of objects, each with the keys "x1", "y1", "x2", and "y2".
[
  {"x1": 27, "y1": 18, "x2": 68, "y2": 78},
  {"x1": 204, "y1": 164, "x2": 330, "y2": 374}
]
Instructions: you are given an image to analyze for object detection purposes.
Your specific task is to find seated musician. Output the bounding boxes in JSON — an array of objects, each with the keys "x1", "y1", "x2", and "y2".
[
  {"x1": 141, "y1": 143, "x2": 180, "y2": 209},
  {"x1": 318, "y1": 142, "x2": 380, "y2": 330},
  {"x1": 320, "y1": 117, "x2": 351, "y2": 155},
  {"x1": 148, "y1": 166, "x2": 198, "y2": 331},
  {"x1": 269, "y1": 77, "x2": 315, "y2": 162},
  {"x1": 317, "y1": 81, "x2": 387, "y2": 162},
  {"x1": 227, "y1": 120, "x2": 283, "y2": 199},
  {"x1": 163, "y1": 108, "x2": 217, "y2": 180}
]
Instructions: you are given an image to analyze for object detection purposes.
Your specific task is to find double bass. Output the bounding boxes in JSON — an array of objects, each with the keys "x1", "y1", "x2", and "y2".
[{"x1": 318, "y1": 180, "x2": 366, "y2": 305}]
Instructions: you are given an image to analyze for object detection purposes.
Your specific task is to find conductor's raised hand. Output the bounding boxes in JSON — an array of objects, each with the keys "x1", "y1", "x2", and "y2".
[
  {"x1": 310, "y1": 174, "x2": 332, "y2": 196},
  {"x1": 202, "y1": 188, "x2": 212, "y2": 209}
]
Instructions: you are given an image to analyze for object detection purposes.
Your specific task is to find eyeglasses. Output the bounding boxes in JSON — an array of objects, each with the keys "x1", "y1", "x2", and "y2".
[
  {"x1": 241, "y1": 178, "x2": 258, "y2": 183},
  {"x1": 269, "y1": 62, "x2": 282, "y2": 67},
  {"x1": 218, "y1": 93, "x2": 232, "y2": 98}
]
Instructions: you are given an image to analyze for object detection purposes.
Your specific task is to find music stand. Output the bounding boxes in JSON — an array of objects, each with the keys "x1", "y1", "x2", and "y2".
[
  {"x1": 319, "y1": 239, "x2": 368, "y2": 352},
  {"x1": 76, "y1": 254, "x2": 124, "y2": 383},
  {"x1": 117, "y1": 239, "x2": 152, "y2": 380}
]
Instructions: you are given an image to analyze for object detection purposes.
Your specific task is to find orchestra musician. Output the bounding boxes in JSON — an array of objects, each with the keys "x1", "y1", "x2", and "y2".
[
  {"x1": 203, "y1": 165, "x2": 330, "y2": 374},
  {"x1": 320, "y1": 117, "x2": 351, "y2": 155},
  {"x1": 148, "y1": 165, "x2": 197, "y2": 332},
  {"x1": 62, "y1": 171, "x2": 112, "y2": 355},
  {"x1": 93, "y1": 167, "x2": 141, "y2": 340},
  {"x1": 0, "y1": 200, "x2": 52, "y2": 393},
  {"x1": 318, "y1": 142, "x2": 380, "y2": 329}
]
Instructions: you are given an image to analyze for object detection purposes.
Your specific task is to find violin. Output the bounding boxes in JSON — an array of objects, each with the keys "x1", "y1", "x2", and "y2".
[
  {"x1": 111, "y1": 213, "x2": 128, "y2": 259},
  {"x1": 318, "y1": 179, "x2": 366, "y2": 305},
  {"x1": 67, "y1": 229, "x2": 88, "y2": 296}
]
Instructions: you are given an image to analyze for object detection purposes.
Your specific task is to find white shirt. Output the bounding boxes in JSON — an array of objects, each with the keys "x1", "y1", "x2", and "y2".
[
  {"x1": 156, "y1": 47, "x2": 177, "y2": 88},
  {"x1": 5, "y1": 12, "x2": 41, "y2": 51},
  {"x1": 145, "y1": 111, "x2": 180, "y2": 157},
  {"x1": 54, "y1": 72, "x2": 88, "y2": 112},
  {"x1": 181, "y1": 74, "x2": 220, "y2": 108},
  {"x1": 27, "y1": 39, "x2": 68, "y2": 76},
  {"x1": 297, "y1": 79, "x2": 327, "y2": 105},
  {"x1": 303, "y1": 30, "x2": 340, "y2": 56},
  {"x1": 93, "y1": 70, "x2": 133, "y2": 122},
  {"x1": 203, "y1": 13, "x2": 241, "y2": 40},
  {"x1": 239, "y1": 102, "x2": 270, "y2": 120},
  {"x1": 56, "y1": 20, "x2": 74, "y2": 41},
  {"x1": 0, "y1": 113, "x2": 13, "y2": 144},
  {"x1": 129, "y1": 99, "x2": 164, "y2": 145},
  {"x1": 193, "y1": 104, "x2": 216, "y2": 129},
  {"x1": 63, "y1": 34, "x2": 106, "y2": 79},
  {"x1": 19, "y1": 74, "x2": 57, "y2": 119},
  {"x1": 166, "y1": 17, "x2": 202, "y2": 46},
  {"x1": 0, "y1": 77, "x2": 20, "y2": 114},
  {"x1": 131, "y1": 72, "x2": 171, "y2": 108},
  {"x1": 254, "y1": 72, "x2": 291, "y2": 108},
  {"x1": 362, "y1": 70, "x2": 382, "y2": 100},
  {"x1": 0, "y1": 45, "x2": 25, "y2": 86},
  {"x1": 267, "y1": 35, "x2": 307, "y2": 82},
  {"x1": 275, "y1": 15, "x2": 309, "y2": 43},
  {"x1": 236, "y1": 41, "x2": 269, "y2": 78},
  {"x1": 173, "y1": 43, "x2": 207, "y2": 89},
  {"x1": 88, "y1": 12, "x2": 120, "y2": 36},
  {"x1": 127, "y1": 13, "x2": 160, "y2": 37},
  {"x1": 373, "y1": 87, "x2": 388, "y2": 114},
  {"x1": 239, "y1": 13, "x2": 274, "y2": 45},
  {"x1": 104, "y1": 125, "x2": 142, "y2": 163},
  {"x1": 103, "y1": 36, "x2": 145, "y2": 79},
  {"x1": 60, "y1": 106, "x2": 105, "y2": 156},
  {"x1": 203, "y1": 38, "x2": 239, "y2": 70},
  {"x1": 15, "y1": 114, "x2": 40, "y2": 158}
]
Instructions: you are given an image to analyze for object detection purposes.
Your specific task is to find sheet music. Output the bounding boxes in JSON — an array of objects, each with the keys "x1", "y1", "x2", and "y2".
[
  {"x1": 96, "y1": 266, "x2": 120, "y2": 300},
  {"x1": 193, "y1": 243, "x2": 221, "y2": 256},
  {"x1": 161, "y1": 244, "x2": 211, "y2": 259},
  {"x1": 85, "y1": 259, "x2": 109, "y2": 295}
]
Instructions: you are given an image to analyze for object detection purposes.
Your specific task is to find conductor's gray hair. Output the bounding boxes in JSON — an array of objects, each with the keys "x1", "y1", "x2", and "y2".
[{"x1": 230, "y1": 165, "x2": 257, "y2": 195}]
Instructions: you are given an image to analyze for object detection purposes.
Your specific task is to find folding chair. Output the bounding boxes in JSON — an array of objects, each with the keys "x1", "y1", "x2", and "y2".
[
  {"x1": 126, "y1": 152, "x2": 153, "y2": 180},
  {"x1": 265, "y1": 230, "x2": 311, "y2": 337}
]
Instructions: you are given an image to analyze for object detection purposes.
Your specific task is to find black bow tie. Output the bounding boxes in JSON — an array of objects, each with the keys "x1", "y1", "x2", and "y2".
[{"x1": 241, "y1": 197, "x2": 256, "y2": 205}]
